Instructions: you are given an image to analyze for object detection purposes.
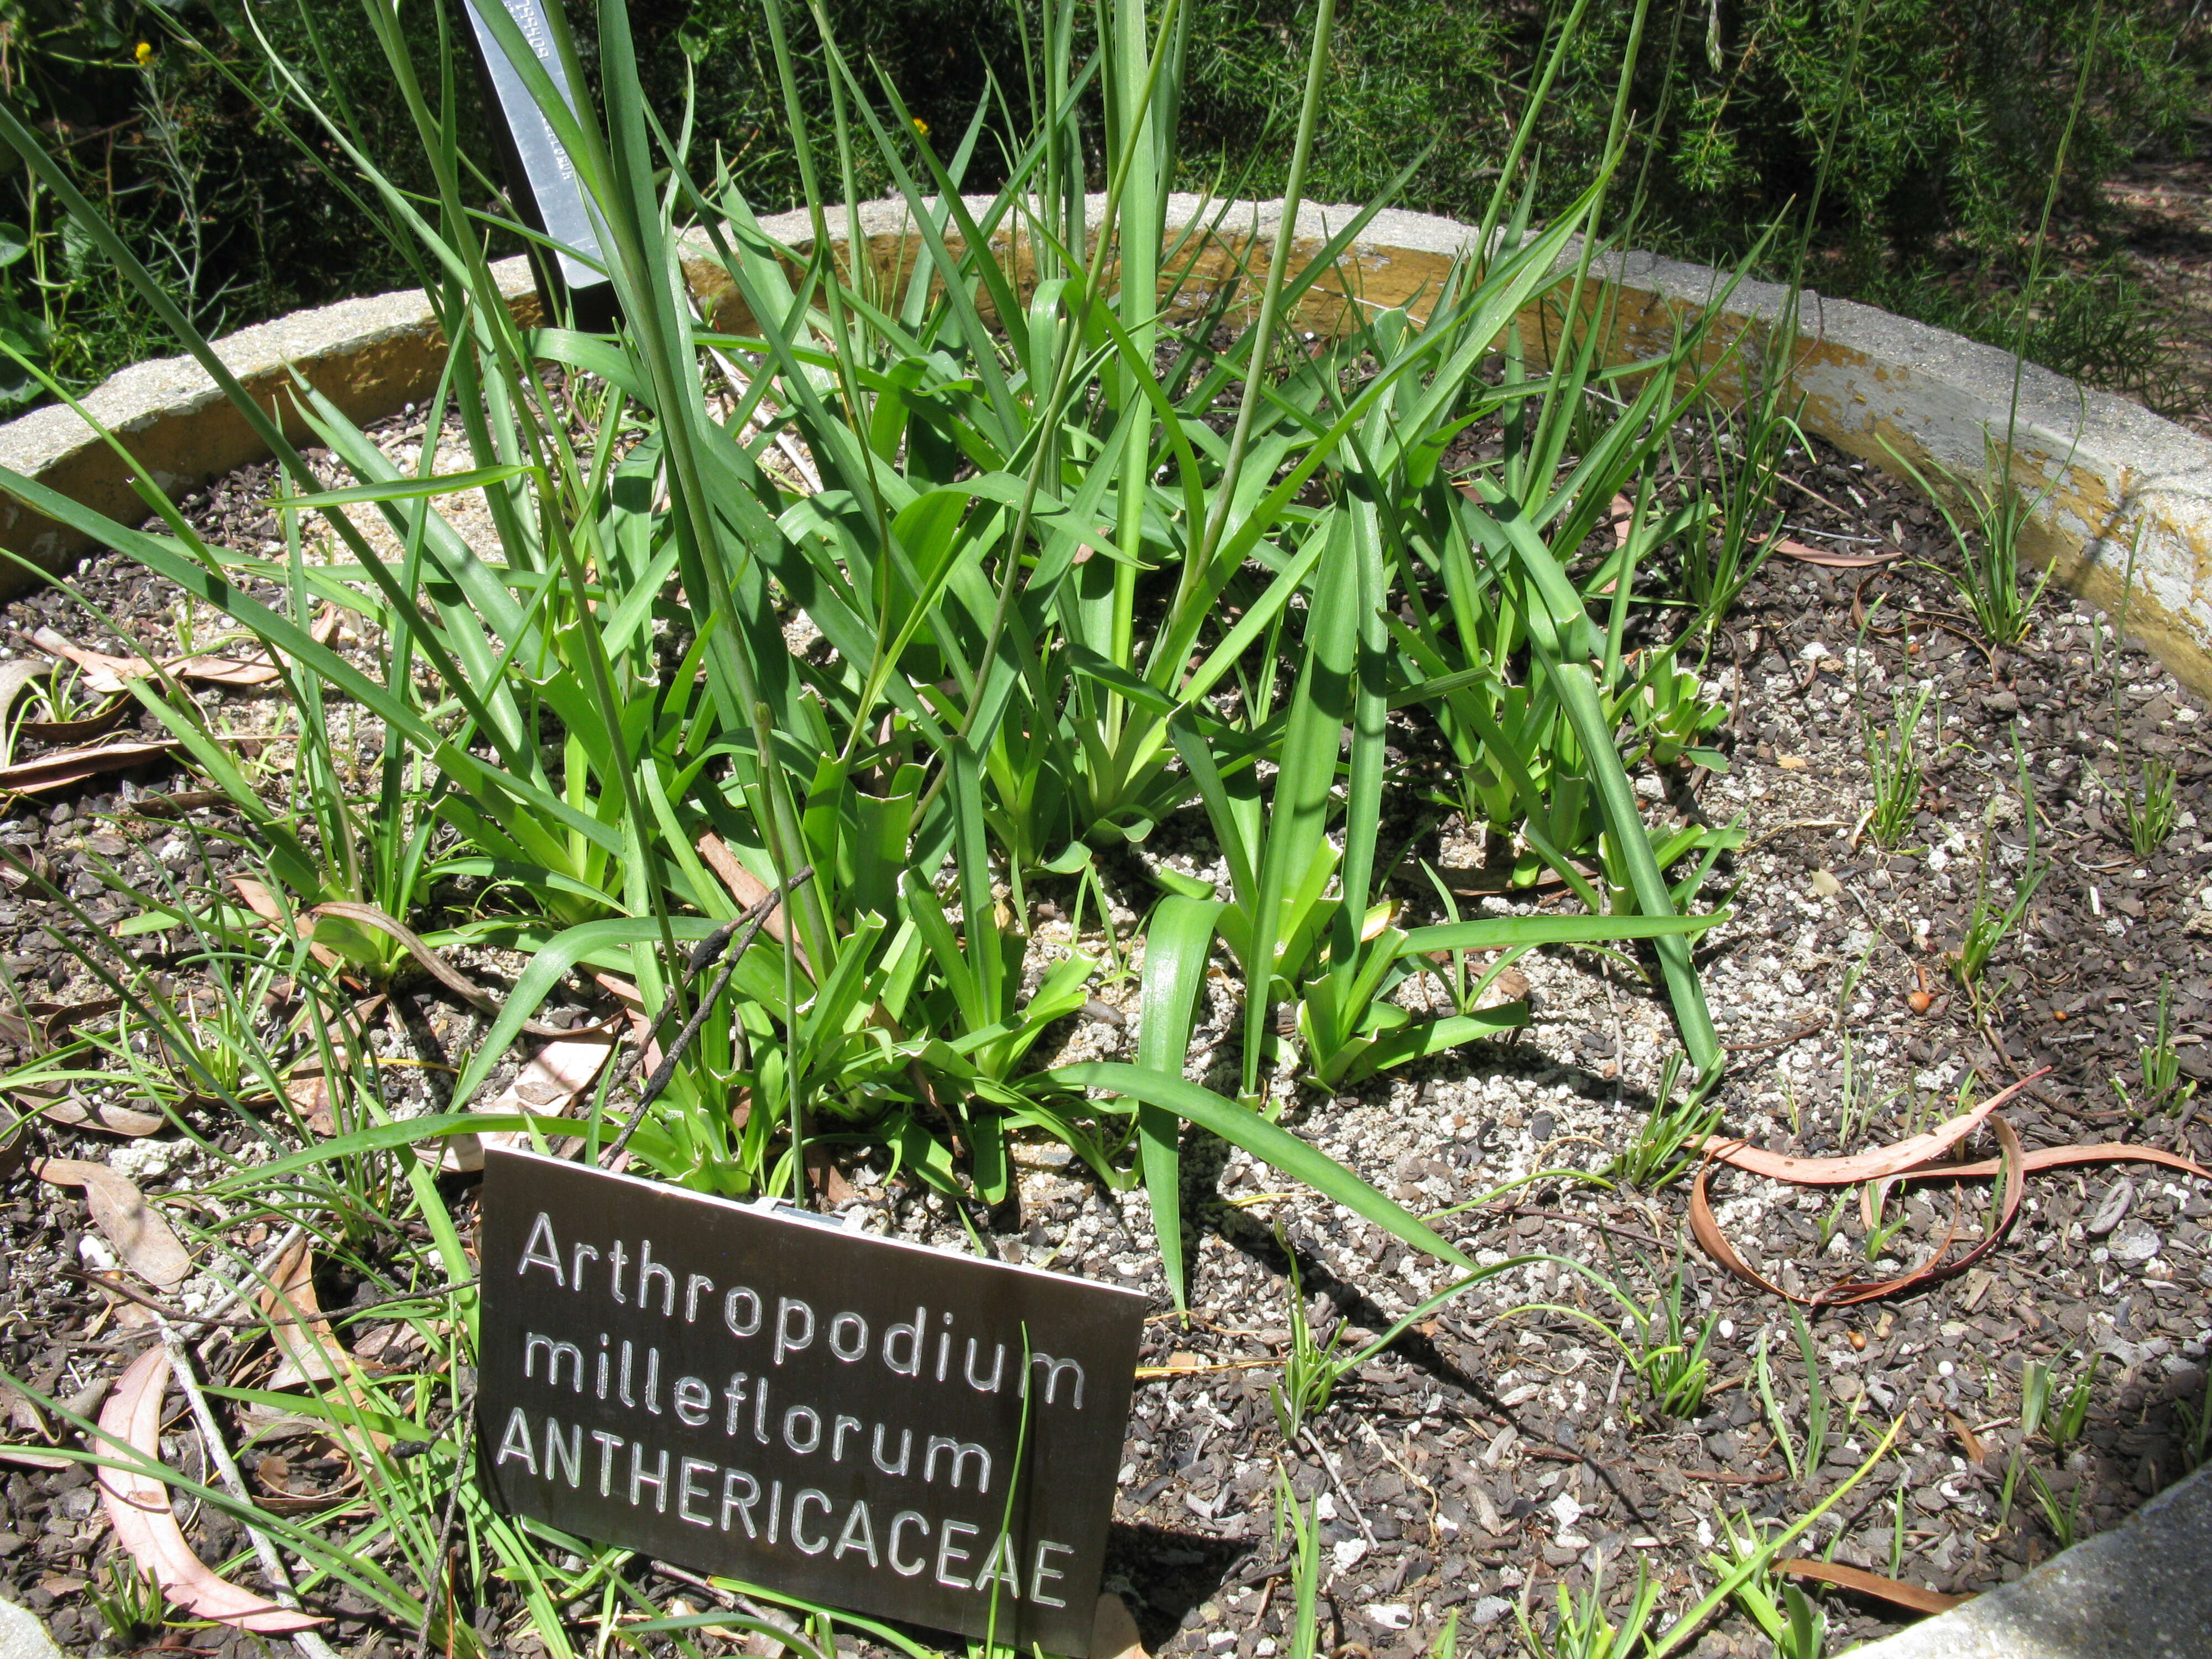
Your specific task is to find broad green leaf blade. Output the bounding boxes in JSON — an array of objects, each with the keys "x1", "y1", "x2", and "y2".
[
  {"x1": 1400, "y1": 910, "x2": 1725, "y2": 956},
  {"x1": 275, "y1": 463, "x2": 532, "y2": 509},
  {"x1": 1051, "y1": 1062, "x2": 1474, "y2": 1272},
  {"x1": 1135, "y1": 896, "x2": 1224, "y2": 1311}
]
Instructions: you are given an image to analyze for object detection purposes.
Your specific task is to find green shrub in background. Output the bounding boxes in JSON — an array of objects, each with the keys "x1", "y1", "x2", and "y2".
[
  {"x1": 1166, "y1": 0, "x2": 2203, "y2": 394},
  {"x1": 0, "y1": 0, "x2": 440, "y2": 411},
  {"x1": 0, "y1": 0, "x2": 2201, "y2": 414}
]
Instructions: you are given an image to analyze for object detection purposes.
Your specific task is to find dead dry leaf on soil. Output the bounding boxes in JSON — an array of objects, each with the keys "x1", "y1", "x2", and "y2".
[
  {"x1": 96, "y1": 1345, "x2": 326, "y2": 1633},
  {"x1": 1774, "y1": 1558, "x2": 1963, "y2": 1615},
  {"x1": 1945, "y1": 1410, "x2": 1988, "y2": 1465},
  {"x1": 33, "y1": 1098, "x2": 166, "y2": 1137},
  {"x1": 696, "y1": 833, "x2": 805, "y2": 965},
  {"x1": 260, "y1": 1237, "x2": 345, "y2": 1390},
  {"x1": 19, "y1": 691, "x2": 134, "y2": 745},
  {"x1": 31, "y1": 625, "x2": 280, "y2": 693},
  {"x1": 35, "y1": 1157, "x2": 190, "y2": 1290},
  {"x1": 0, "y1": 1446, "x2": 72, "y2": 1470},
  {"x1": 1689, "y1": 1064, "x2": 2212, "y2": 1303},
  {"x1": 231, "y1": 878, "x2": 338, "y2": 969},
  {"x1": 1771, "y1": 536, "x2": 1907, "y2": 570},
  {"x1": 0, "y1": 658, "x2": 49, "y2": 715},
  {"x1": 591, "y1": 974, "x2": 666, "y2": 1078},
  {"x1": 1693, "y1": 1114, "x2": 2029, "y2": 1305},
  {"x1": 0, "y1": 1379, "x2": 67, "y2": 1469},
  {"x1": 442, "y1": 1019, "x2": 619, "y2": 1173},
  {"x1": 1688, "y1": 1072, "x2": 2041, "y2": 1185},
  {"x1": 0, "y1": 739, "x2": 178, "y2": 796}
]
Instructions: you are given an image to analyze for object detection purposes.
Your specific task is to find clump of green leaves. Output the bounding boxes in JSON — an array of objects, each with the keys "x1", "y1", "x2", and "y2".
[
  {"x1": 2026, "y1": 1465, "x2": 2088, "y2": 1548},
  {"x1": 88, "y1": 1557, "x2": 167, "y2": 1648},
  {"x1": 2122, "y1": 757, "x2": 2179, "y2": 858},
  {"x1": 1952, "y1": 824, "x2": 2046, "y2": 992},
  {"x1": 1519, "y1": 1560, "x2": 1661, "y2": 1659},
  {"x1": 1630, "y1": 1269, "x2": 1716, "y2": 1421},
  {"x1": 1755, "y1": 1306, "x2": 1830, "y2": 1483},
  {"x1": 0, "y1": 0, "x2": 1761, "y2": 1651},
  {"x1": 1675, "y1": 381, "x2": 1801, "y2": 630},
  {"x1": 1889, "y1": 434, "x2": 2060, "y2": 646},
  {"x1": 1611, "y1": 1051, "x2": 1723, "y2": 1191},
  {"x1": 2023, "y1": 1353, "x2": 2100, "y2": 1453},
  {"x1": 2115, "y1": 975, "x2": 2197, "y2": 1116},
  {"x1": 1863, "y1": 682, "x2": 1938, "y2": 849}
]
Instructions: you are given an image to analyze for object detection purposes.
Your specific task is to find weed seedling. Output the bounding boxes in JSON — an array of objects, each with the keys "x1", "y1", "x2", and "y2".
[
  {"x1": 2026, "y1": 1465, "x2": 2087, "y2": 1548},
  {"x1": 1271, "y1": 1240, "x2": 1349, "y2": 1448},
  {"x1": 1268, "y1": 1226, "x2": 1506, "y2": 1449},
  {"x1": 1887, "y1": 432, "x2": 2062, "y2": 646},
  {"x1": 1755, "y1": 1328, "x2": 1796, "y2": 1480},
  {"x1": 1710, "y1": 1512, "x2": 1832, "y2": 1659},
  {"x1": 1611, "y1": 1051, "x2": 1723, "y2": 1191},
  {"x1": 1776, "y1": 1585, "x2": 1829, "y2": 1659},
  {"x1": 1631, "y1": 1269, "x2": 1716, "y2": 1420},
  {"x1": 1861, "y1": 1183, "x2": 1911, "y2": 1262},
  {"x1": 89, "y1": 1558, "x2": 165, "y2": 1647},
  {"x1": 1815, "y1": 1192, "x2": 1853, "y2": 1254},
  {"x1": 2116, "y1": 975, "x2": 2197, "y2": 1115},
  {"x1": 2021, "y1": 1359, "x2": 2054, "y2": 1441},
  {"x1": 1754, "y1": 1318, "x2": 1828, "y2": 1486},
  {"x1": 1864, "y1": 683, "x2": 1937, "y2": 849},
  {"x1": 1731, "y1": 1569, "x2": 1830, "y2": 1659},
  {"x1": 2122, "y1": 757, "x2": 2178, "y2": 858},
  {"x1": 2176, "y1": 1368, "x2": 2212, "y2": 1472},
  {"x1": 1998, "y1": 1446, "x2": 2024, "y2": 1525},
  {"x1": 1791, "y1": 1306, "x2": 1830, "y2": 1474},
  {"x1": 1888, "y1": 1475, "x2": 1910, "y2": 1579},
  {"x1": 1272, "y1": 1467, "x2": 1323, "y2": 1659},
  {"x1": 1517, "y1": 1559, "x2": 1659, "y2": 1659},
  {"x1": 1952, "y1": 830, "x2": 2046, "y2": 991},
  {"x1": 1678, "y1": 384, "x2": 1803, "y2": 632},
  {"x1": 2053, "y1": 1355, "x2": 2100, "y2": 1452}
]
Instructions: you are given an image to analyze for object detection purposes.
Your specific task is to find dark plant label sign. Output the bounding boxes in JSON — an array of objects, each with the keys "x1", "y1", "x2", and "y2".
[
  {"x1": 463, "y1": 0, "x2": 617, "y2": 326},
  {"x1": 476, "y1": 1150, "x2": 1145, "y2": 1653}
]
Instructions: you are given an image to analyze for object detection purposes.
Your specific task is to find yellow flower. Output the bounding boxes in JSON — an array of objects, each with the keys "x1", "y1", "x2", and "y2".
[
  {"x1": 911, "y1": 116, "x2": 929, "y2": 138},
  {"x1": 134, "y1": 41, "x2": 153, "y2": 65}
]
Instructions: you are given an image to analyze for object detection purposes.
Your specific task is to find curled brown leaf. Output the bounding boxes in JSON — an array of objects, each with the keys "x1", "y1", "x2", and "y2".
[
  {"x1": 32, "y1": 626, "x2": 279, "y2": 693},
  {"x1": 1773, "y1": 1558, "x2": 1963, "y2": 1615},
  {"x1": 96, "y1": 1346, "x2": 326, "y2": 1632},
  {"x1": 36, "y1": 1157, "x2": 190, "y2": 1290},
  {"x1": 0, "y1": 740, "x2": 178, "y2": 796},
  {"x1": 308, "y1": 902, "x2": 573, "y2": 1036},
  {"x1": 442, "y1": 1020, "x2": 619, "y2": 1173},
  {"x1": 1689, "y1": 1071, "x2": 2044, "y2": 1185}
]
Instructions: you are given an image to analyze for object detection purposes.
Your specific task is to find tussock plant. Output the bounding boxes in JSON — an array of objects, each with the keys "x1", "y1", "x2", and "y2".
[
  {"x1": 0, "y1": 0, "x2": 1765, "y2": 1647},
  {"x1": 1861, "y1": 683, "x2": 1938, "y2": 851}
]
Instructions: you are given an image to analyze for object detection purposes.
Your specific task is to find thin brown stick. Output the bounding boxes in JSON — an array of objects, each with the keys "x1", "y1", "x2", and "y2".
[{"x1": 597, "y1": 866, "x2": 814, "y2": 1168}]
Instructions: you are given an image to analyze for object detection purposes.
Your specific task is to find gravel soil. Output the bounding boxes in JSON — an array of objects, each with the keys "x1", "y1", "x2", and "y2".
[{"x1": 0, "y1": 414, "x2": 2205, "y2": 1659}]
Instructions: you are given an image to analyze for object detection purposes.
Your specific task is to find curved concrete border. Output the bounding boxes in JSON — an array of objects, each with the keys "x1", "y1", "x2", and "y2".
[
  {"x1": 1845, "y1": 1460, "x2": 2212, "y2": 1658},
  {"x1": 5, "y1": 196, "x2": 2210, "y2": 692},
  {"x1": 0, "y1": 262, "x2": 538, "y2": 571}
]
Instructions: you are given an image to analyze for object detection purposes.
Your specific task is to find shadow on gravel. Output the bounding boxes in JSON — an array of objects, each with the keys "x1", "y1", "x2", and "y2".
[{"x1": 1103, "y1": 1521, "x2": 1254, "y2": 1649}]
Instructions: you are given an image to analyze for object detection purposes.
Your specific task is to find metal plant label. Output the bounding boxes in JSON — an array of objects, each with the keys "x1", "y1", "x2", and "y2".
[
  {"x1": 463, "y1": 0, "x2": 618, "y2": 326},
  {"x1": 476, "y1": 1150, "x2": 1145, "y2": 1653}
]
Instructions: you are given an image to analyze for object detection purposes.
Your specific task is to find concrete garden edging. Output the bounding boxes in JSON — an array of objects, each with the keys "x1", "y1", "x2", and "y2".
[
  {"x1": 5, "y1": 196, "x2": 2210, "y2": 694},
  {"x1": 1844, "y1": 1459, "x2": 2212, "y2": 1658}
]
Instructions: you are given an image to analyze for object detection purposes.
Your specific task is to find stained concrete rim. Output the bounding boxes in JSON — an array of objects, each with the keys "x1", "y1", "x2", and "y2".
[{"x1": 0, "y1": 195, "x2": 2206, "y2": 691}]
